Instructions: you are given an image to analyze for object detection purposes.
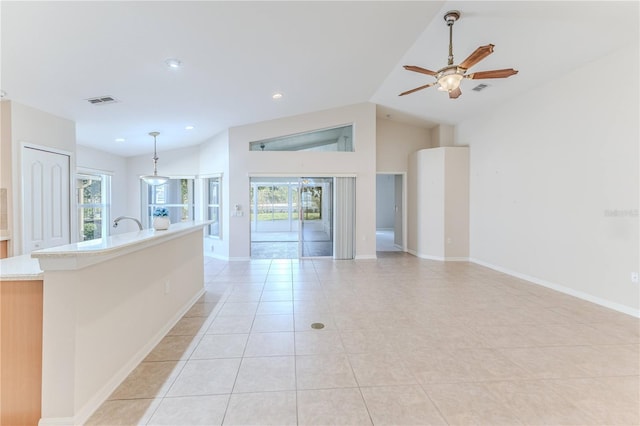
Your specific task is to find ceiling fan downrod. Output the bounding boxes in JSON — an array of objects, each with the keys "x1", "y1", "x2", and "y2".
[{"x1": 444, "y1": 10, "x2": 460, "y2": 66}]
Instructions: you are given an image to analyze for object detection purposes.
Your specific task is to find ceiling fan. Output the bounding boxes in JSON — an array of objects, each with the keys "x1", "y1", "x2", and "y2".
[{"x1": 400, "y1": 10, "x2": 518, "y2": 99}]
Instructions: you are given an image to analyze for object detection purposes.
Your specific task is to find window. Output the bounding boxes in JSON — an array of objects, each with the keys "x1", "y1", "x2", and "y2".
[
  {"x1": 142, "y1": 178, "x2": 194, "y2": 227},
  {"x1": 206, "y1": 177, "x2": 221, "y2": 237},
  {"x1": 77, "y1": 173, "x2": 111, "y2": 241},
  {"x1": 249, "y1": 124, "x2": 353, "y2": 152}
]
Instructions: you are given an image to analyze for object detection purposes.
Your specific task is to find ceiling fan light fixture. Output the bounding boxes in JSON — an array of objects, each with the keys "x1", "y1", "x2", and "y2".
[
  {"x1": 140, "y1": 131, "x2": 170, "y2": 186},
  {"x1": 399, "y1": 9, "x2": 517, "y2": 100},
  {"x1": 437, "y1": 67, "x2": 464, "y2": 92}
]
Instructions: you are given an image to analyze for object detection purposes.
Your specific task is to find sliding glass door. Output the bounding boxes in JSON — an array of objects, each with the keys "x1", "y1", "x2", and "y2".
[
  {"x1": 250, "y1": 177, "x2": 333, "y2": 258},
  {"x1": 300, "y1": 177, "x2": 333, "y2": 257}
]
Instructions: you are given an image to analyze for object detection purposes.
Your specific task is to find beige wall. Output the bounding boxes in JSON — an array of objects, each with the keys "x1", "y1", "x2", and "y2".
[
  {"x1": 444, "y1": 148, "x2": 469, "y2": 258},
  {"x1": 228, "y1": 102, "x2": 377, "y2": 259},
  {"x1": 376, "y1": 117, "x2": 432, "y2": 172},
  {"x1": 431, "y1": 124, "x2": 454, "y2": 147},
  {"x1": 458, "y1": 44, "x2": 639, "y2": 314}
]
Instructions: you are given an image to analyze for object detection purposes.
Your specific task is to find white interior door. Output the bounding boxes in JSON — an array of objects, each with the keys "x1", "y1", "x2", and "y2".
[{"x1": 22, "y1": 147, "x2": 70, "y2": 252}]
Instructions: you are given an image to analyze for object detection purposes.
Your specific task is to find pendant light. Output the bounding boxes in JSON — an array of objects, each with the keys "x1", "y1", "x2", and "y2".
[{"x1": 140, "y1": 131, "x2": 169, "y2": 185}]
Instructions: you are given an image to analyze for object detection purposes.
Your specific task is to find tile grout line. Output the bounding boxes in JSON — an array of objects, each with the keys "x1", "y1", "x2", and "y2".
[{"x1": 218, "y1": 260, "x2": 266, "y2": 425}]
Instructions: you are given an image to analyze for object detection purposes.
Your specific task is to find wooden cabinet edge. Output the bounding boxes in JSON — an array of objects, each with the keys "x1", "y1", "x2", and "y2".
[{"x1": 1, "y1": 280, "x2": 43, "y2": 426}]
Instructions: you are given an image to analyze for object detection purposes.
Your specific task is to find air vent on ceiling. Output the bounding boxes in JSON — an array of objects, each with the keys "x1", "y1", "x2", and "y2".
[
  {"x1": 86, "y1": 96, "x2": 118, "y2": 105},
  {"x1": 472, "y1": 84, "x2": 489, "y2": 92}
]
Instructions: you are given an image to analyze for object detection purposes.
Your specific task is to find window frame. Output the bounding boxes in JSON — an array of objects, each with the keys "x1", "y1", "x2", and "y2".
[
  {"x1": 141, "y1": 177, "x2": 196, "y2": 228},
  {"x1": 203, "y1": 174, "x2": 222, "y2": 239},
  {"x1": 249, "y1": 124, "x2": 354, "y2": 152},
  {"x1": 76, "y1": 171, "x2": 111, "y2": 242}
]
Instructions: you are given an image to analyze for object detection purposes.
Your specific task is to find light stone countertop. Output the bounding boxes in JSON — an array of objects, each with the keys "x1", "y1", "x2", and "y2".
[
  {"x1": 1, "y1": 221, "x2": 210, "y2": 279},
  {"x1": 0, "y1": 254, "x2": 43, "y2": 280},
  {"x1": 32, "y1": 220, "x2": 211, "y2": 271}
]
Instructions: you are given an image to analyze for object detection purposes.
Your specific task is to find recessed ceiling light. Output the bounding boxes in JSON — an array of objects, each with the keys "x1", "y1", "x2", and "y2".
[
  {"x1": 185, "y1": 125, "x2": 195, "y2": 130},
  {"x1": 114, "y1": 138, "x2": 125, "y2": 142},
  {"x1": 165, "y1": 58, "x2": 182, "y2": 69},
  {"x1": 272, "y1": 92, "x2": 283, "y2": 100}
]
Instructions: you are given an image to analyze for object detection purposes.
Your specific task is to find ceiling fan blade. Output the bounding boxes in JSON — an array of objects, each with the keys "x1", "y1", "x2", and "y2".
[
  {"x1": 466, "y1": 68, "x2": 519, "y2": 79},
  {"x1": 449, "y1": 87, "x2": 462, "y2": 99},
  {"x1": 459, "y1": 44, "x2": 494, "y2": 70},
  {"x1": 399, "y1": 82, "x2": 436, "y2": 96},
  {"x1": 403, "y1": 65, "x2": 437, "y2": 76}
]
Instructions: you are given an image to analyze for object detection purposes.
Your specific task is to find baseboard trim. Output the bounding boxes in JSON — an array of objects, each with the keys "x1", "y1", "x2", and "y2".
[
  {"x1": 205, "y1": 252, "x2": 229, "y2": 261},
  {"x1": 407, "y1": 249, "x2": 468, "y2": 262},
  {"x1": 355, "y1": 254, "x2": 377, "y2": 260},
  {"x1": 69, "y1": 287, "x2": 206, "y2": 426},
  {"x1": 469, "y1": 257, "x2": 640, "y2": 318}
]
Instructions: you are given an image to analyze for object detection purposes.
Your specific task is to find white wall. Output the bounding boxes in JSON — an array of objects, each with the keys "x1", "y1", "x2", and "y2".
[
  {"x1": 408, "y1": 149, "x2": 445, "y2": 258},
  {"x1": 228, "y1": 102, "x2": 377, "y2": 259},
  {"x1": 126, "y1": 144, "x2": 201, "y2": 228},
  {"x1": 407, "y1": 147, "x2": 469, "y2": 260},
  {"x1": 76, "y1": 145, "x2": 130, "y2": 234},
  {"x1": 199, "y1": 130, "x2": 230, "y2": 258},
  {"x1": 458, "y1": 44, "x2": 639, "y2": 314},
  {"x1": 3, "y1": 101, "x2": 76, "y2": 255},
  {"x1": 1, "y1": 101, "x2": 13, "y2": 240}
]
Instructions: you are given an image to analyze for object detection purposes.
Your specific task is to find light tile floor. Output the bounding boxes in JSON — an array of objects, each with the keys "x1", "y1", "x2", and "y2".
[{"x1": 87, "y1": 254, "x2": 639, "y2": 425}]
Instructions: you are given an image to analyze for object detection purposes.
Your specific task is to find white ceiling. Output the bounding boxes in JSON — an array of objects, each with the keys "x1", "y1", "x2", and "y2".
[{"x1": 1, "y1": 1, "x2": 637, "y2": 157}]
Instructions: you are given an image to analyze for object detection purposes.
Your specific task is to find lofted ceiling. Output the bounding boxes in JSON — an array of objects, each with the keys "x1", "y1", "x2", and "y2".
[{"x1": 1, "y1": 1, "x2": 637, "y2": 157}]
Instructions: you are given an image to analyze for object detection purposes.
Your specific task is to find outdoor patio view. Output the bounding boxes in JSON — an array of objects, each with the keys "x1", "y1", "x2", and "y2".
[{"x1": 250, "y1": 178, "x2": 333, "y2": 258}]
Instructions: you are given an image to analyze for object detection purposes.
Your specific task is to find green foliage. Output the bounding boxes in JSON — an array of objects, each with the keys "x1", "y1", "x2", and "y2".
[{"x1": 83, "y1": 223, "x2": 96, "y2": 241}]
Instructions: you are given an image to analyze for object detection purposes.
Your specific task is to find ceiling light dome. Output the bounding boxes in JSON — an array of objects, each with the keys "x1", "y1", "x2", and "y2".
[{"x1": 164, "y1": 58, "x2": 182, "y2": 69}]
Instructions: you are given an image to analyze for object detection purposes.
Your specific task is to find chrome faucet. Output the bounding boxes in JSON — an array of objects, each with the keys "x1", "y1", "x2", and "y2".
[{"x1": 113, "y1": 216, "x2": 143, "y2": 230}]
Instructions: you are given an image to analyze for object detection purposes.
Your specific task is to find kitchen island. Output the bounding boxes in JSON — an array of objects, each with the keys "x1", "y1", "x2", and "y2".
[{"x1": 26, "y1": 220, "x2": 208, "y2": 425}]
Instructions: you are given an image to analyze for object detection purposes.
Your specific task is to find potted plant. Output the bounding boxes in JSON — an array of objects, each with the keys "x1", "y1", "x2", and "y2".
[{"x1": 152, "y1": 207, "x2": 170, "y2": 230}]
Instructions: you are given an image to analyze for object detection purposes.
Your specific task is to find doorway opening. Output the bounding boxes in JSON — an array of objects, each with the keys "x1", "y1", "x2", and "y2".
[
  {"x1": 250, "y1": 177, "x2": 333, "y2": 259},
  {"x1": 376, "y1": 173, "x2": 404, "y2": 252}
]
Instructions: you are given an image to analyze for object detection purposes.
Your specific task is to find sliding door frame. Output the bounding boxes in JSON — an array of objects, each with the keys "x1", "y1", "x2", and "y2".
[{"x1": 249, "y1": 173, "x2": 356, "y2": 259}]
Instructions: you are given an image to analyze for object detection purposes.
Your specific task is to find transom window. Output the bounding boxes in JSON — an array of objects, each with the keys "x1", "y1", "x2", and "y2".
[{"x1": 249, "y1": 124, "x2": 353, "y2": 152}]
